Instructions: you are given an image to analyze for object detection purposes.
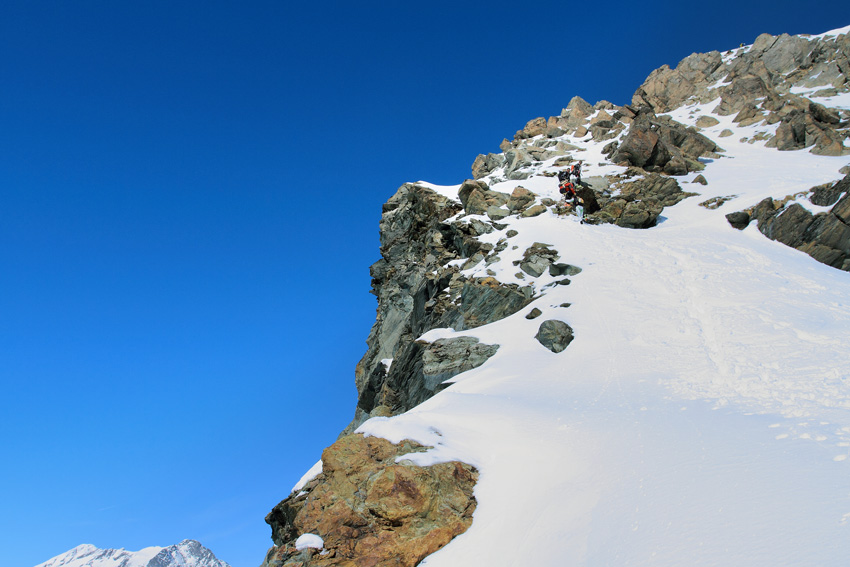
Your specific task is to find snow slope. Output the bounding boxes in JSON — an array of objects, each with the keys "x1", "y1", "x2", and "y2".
[{"x1": 343, "y1": 29, "x2": 850, "y2": 567}]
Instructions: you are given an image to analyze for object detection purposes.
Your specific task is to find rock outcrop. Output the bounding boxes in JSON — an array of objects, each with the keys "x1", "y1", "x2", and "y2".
[
  {"x1": 263, "y1": 434, "x2": 477, "y2": 567},
  {"x1": 353, "y1": 183, "x2": 537, "y2": 428},
  {"x1": 591, "y1": 172, "x2": 697, "y2": 228},
  {"x1": 632, "y1": 29, "x2": 850, "y2": 156},
  {"x1": 727, "y1": 173, "x2": 850, "y2": 271},
  {"x1": 609, "y1": 107, "x2": 722, "y2": 174}
]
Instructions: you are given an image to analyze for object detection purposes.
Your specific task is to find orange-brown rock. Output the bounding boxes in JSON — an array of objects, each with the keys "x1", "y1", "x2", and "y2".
[{"x1": 262, "y1": 434, "x2": 478, "y2": 567}]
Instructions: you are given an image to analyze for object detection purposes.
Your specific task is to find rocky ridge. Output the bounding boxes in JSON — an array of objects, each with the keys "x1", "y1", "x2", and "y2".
[{"x1": 263, "y1": 26, "x2": 850, "y2": 567}]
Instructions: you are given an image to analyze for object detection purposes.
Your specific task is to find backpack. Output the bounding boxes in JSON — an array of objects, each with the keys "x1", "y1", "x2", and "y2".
[{"x1": 559, "y1": 181, "x2": 575, "y2": 197}]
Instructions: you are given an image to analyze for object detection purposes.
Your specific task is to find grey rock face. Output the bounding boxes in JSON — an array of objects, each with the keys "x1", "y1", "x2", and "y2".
[
  {"x1": 730, "y1": 174, "x2": 850, "y2": 271},
  {"x1": 534, "y1": 320, "x2": 575, "y2": 353},
  {"x1": 421, "y1": 337, "x2": 499, "y2": 391},
  {"x1": 350, "y1": 183, "x2": 537, "y2": 430}
]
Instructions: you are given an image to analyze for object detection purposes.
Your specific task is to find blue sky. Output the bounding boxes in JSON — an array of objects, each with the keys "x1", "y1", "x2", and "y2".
[{"x1": 1, "y1": 2, "x2": 846, "y2": 566}]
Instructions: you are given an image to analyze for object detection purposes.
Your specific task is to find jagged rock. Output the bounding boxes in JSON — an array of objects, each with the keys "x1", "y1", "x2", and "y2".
[
  {"x1": 525, "y1": 308, "x2": 542, "y2": 320},
  {"x1": 766, "y1": 108, "x2": 850, "y2": 156},
  {"x1": 811, "y1": 181, "x2": 845, "y2": 206},
  {"x1": 726, "y1": 211, "x2": 751, "y2": 229},
  {"x1": 421, "y1": 337, "x2": 499, "y2": 390},
  {"x1": 503, "y1": 147, "x2": 535, "y2": 179},
  {"x1": 351, "y1": 183, "x2": 542, "y2": 427},
  {"x1": 719, "y1": 129, "x2": 733, "y2": 137},
  {"x1": 549, "y1": 263, "x2": 582, "y2": 277},
  {"x1": 565, "y1": 96, "x2": 594, "y2": 117},
  {"x1": 506, "y1": 186, "x2": 536, "y2": 212},
  {"x1": 458, "y1": 180, "x2": 510, "y2": 215},
  {"x1": 809, "y1": 101, "x2": 841, "y2": 125},
  {"x1": 264, "y1": 434, "x2": 477, "y2": 567},
  {"x1": 518, "y1": 242, "x2": 559, "y2": 277},
  {"x1": 692, "y1": 174, "x2": 708, "y2": 185},
  {"x1": 611, "y1": 108, "x2": 720, "y2": 173},
  {"x1": 714, "y1": 69, "x2": 779, "y2": 117},
  {"x1": 534, "y1": 320, "x2": 574, "y2": 353},
  {"x1": 472, "y1": 152, "x2": 507, "y2": 179},
  {"x1": 596, "y1": 174, "x2": 696, "y2": 229},
  {"x1": 741, "y1": 174, "x2": 850, "y2": 270},
  {"x1": 486, "y1": 205, "x2": 510, "y2": 221},
  {"x1": 515, "y1": 117, "x2": 547, "y2": 140},
  {"x1": 733, "y1": 102, "x2": 761, "y2": 124},
  {"x1": 760, "y1": 33, "x2": 814, "y2": 75},
  {"x1": 632, "y1": 51, "x2": 724, "y2": 112}
]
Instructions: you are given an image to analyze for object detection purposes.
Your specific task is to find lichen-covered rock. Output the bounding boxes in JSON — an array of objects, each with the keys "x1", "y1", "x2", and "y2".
[{"x1": 263, "y1": 434, "x2": 477, "y2": 567}]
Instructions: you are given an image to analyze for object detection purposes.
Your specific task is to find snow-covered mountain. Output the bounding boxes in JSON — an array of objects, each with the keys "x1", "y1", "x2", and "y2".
[
  {"x1": 35, "y1": 540, "x2": 230, "y2": 567},
  {"x1": 262, "y1": 25, "x2": 850, "y2": 567}
]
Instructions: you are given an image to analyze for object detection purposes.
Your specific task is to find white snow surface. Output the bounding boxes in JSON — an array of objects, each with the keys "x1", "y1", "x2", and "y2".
[
  {"x1": 294, "y1": 534, "x2": 324, "y2": 551},
  {"x1": 345, "y1": 44, "x2": 850, "y2": 567},
  {"x1": 291, "y1": 459, "x2": 323, "y2": 493}
]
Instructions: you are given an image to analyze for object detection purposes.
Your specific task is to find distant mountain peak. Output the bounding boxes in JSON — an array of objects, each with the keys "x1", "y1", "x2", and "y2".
[{"x1": 35, "y1": 540, "x2": 230, "y2": 567}]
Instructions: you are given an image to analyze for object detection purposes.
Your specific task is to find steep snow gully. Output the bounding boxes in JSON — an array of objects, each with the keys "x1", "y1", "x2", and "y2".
[{"x1": 266, "y1": 25, "x2": 850, "y2": 567}]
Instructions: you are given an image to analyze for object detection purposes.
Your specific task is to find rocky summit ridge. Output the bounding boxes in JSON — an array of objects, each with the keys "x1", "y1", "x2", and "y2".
[{"x1": 262, "y1": 26, "x2": 850, "y2": 567}]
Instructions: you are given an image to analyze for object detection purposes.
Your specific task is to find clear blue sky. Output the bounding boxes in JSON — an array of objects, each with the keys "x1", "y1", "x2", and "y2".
[{"x1": 1, "y1": 2, "x2": 846, "y2": 566}]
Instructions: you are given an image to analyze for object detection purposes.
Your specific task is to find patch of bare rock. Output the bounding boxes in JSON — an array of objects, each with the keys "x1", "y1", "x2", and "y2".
[{"x1": 263, "y1": 434, "x2": 477, "y2": 567}]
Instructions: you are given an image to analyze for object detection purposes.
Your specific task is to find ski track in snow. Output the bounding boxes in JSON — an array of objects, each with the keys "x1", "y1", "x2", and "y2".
[{"x1": 347, "y1": 31, "x2": 850, "y2": 567}]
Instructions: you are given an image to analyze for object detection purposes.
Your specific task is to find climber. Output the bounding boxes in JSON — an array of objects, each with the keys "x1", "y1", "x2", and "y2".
[
  {"x1": 558, "y1": 170, "x2": 576, "y2": 202},
  {"x1": 571, "y1": 161, "x2": 583, "y2": 185},
  {"x1": 575, "y1": 194, "x2": 585, "y2": 224}
]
